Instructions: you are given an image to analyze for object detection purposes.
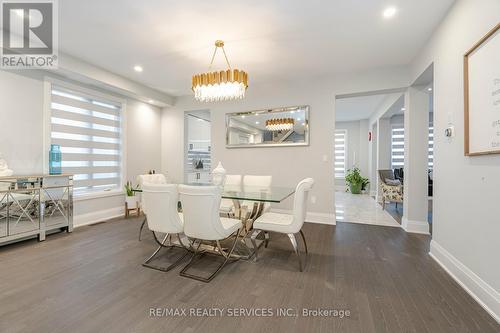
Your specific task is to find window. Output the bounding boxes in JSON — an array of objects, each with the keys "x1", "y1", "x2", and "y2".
[
  {"x1": 334, "y1": 129, "x2": 347, "y2": 178},
  {"x1": 50, "y1": 84, "x2": 123, "y2": 195},
  {"x1": 391, "y1": 126, "x2": 405, "y2": 169},
  {"x1": 391, "y1": 125, "x2": 434, "y2": 169}
]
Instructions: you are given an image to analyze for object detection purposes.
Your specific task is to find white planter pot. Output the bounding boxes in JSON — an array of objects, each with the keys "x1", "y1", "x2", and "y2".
[{"x1": 125, "y1": 196, "x2": 137, "y2": 209}]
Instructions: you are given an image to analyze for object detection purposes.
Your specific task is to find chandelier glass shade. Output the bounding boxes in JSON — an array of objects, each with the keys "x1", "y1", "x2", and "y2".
[
  {"x1": 192, "y1": 40, "x2": 248, "y2": 102},
  {"x1": 265, "y1": 118, "x2": 295, "y2": 132}
]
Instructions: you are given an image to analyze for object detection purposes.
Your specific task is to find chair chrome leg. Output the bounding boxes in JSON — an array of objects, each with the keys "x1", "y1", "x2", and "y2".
[
  {"x1": 299, "y1": 230, "x2": 308, "y2": 254},
  {"x1": 153, "y1": 231, "x2": 171, "y2": 247},
  {"x1": 138, "y1": 217, "x2": 147, "y2": 241},
  {"x1": 145, "y1": 234, "x2": 168, "y2": 262},
  {"x1": 180, "y1": 229, "x2": 242, "y2": 283},
  {"x1": 215, "y1": 240, "x2": 229, "y2": 258},
  {"x1": 142, "y1": 233, "x2": 189, "y2": 272},
  {"x1": 264, "y1": 231, "x2": 270, "y2": 248},
  {"x1": 288, "y1": 233, "x2": 303, "y2": 272}
]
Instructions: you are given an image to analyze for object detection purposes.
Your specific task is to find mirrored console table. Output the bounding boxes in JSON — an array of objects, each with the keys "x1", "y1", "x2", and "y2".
[{"x1": 0, "y1": 174, "x2": 73, "y2": 246}]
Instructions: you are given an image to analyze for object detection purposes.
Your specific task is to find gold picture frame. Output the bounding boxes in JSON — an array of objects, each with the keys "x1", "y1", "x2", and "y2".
[{"x1": 464, "y1": 23, "x2": 500, "y2": 156}]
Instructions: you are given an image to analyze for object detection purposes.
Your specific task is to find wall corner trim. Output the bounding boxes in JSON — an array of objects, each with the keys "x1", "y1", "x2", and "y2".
[
  {"x1": 401, "y1": 217, "x2": 430, "y2": 234},
  {"x1": 429, "y1": 240, "x2": 500, "y2": 323}
]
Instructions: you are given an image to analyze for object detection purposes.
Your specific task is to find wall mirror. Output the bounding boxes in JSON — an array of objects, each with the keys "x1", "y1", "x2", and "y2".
[{"x1": 226, "y1": 105, "x2": 310, "y2": 148}]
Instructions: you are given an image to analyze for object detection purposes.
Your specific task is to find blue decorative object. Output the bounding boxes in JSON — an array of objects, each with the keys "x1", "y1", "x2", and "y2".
[{"x1": 49, "y1": 144, "x2": 62, "y2": 175}]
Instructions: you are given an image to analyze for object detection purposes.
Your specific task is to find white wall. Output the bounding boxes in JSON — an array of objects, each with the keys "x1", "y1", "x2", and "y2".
[
  {"x1": 410, "y1": 0, "x2": 500, "y2": 321},
  {"x1": 126, "y1": 100, "x2": 163, "y2": 178},
  {"x1": 377, "y1": 118, "x2": 392, "y2": 170},
  {"x1": 0, "y1": 70, "x2": 163, "y2": 226},
  {"x1": 161, "y1": 67, "x2": 410, "y2": 223},
  {"x1": 0, "y1": 71, "x2": 44, "y2": 174},
  {"x1": 368, "y1": 123, "x2": 378, "y2": 196},
  {"x1": 390, "y1": 114, "x2": 404, "y2": 126},
  {"x1": 358, "y1": 120, "x2": 369, "y2": 178}
]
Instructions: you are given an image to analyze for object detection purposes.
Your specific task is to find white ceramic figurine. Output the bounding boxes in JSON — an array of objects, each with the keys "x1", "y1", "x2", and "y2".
[{"x1": 212, "y1": 161, "x2": 226, "y2": 187}]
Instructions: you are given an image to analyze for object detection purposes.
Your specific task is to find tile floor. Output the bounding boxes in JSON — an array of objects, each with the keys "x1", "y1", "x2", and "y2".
[{"x1": 335, "y1": 191, "x2": 400, "y2": 227}]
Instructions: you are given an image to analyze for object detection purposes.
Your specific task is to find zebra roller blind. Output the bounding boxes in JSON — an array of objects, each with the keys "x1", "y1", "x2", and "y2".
[
  {"x1": 50, "y1": 84, "x2": 123, "y2": 194},
  {"x1": 391, "y1": 126, "x2": 405, "y2": 168},
  {"x1": 391, "y1": 125, "x2": 434, "y2": 169},
  {"x1": 334, "y1": 130, "x2": 347, "y2": 178}
]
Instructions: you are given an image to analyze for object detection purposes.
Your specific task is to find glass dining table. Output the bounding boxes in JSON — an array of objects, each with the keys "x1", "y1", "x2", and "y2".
[{"x1": 135, "y1": 183, "x2": 296, "y2": 260}]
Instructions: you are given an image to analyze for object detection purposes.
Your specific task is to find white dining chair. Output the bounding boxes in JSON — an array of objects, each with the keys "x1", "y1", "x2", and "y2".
[
  {"x1": 219, "y1": 174, "x2": 242, "y2": 217},
  {"x1": 253, "y1": 178, "x2": 314, "y2": 272},
  {"x1": 137, "y1": 173, "x2": 168, "y2": 241},
  {"x1": 178, "y1": 184, "x2": 242, "y2": 283},
  {"x1": 242, "y1": 175, "x2": 272, "y2": 214},
  {"x1": 141, "y1": 183, "x2": 190, "y2": 272}
]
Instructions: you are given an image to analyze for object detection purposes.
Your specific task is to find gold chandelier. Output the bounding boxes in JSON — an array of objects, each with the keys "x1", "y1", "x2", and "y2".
[
  {"x1": 265, "y1": 118, "x2": 295, "y2": 132},
  {"x1": 192, "y1": 40, "x2": 248, "y2": 102}
]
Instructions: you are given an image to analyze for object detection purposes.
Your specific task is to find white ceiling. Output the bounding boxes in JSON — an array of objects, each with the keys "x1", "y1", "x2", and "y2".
[
  {"x1": 335, "y1": 94, "x2": 389, "y2": 122},
  {"x1": 59, "y1": 0, "x2": 455, "y2": 96}
]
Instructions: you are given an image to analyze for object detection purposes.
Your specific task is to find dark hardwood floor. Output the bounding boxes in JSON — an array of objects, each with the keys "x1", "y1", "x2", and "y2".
[
  {"x1": 0, "y1": 217, "x2": 497, "y2": 333},
  {"x1": 384, "y1": 202, "x2": 403, "y2": 224},
  {"x1": 383, "y1": 201, "x2": 433, "y2": 234}
]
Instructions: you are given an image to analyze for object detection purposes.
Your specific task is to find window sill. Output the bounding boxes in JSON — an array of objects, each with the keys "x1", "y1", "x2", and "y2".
[{"x1": 73, "y1": 189, "x2": 124, "y2": 202}]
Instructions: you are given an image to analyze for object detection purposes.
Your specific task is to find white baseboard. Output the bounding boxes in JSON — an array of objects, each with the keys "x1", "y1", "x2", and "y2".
[
  {"x1": 271, "y1": 209, "x2": 336, "y2": 225},
  {"x1": 401, "y1": 216, "x2": 430, "y2": 234},
  {"x1": 73, "y1": 206, "x2": 124, "y2": 228},
  {"x1": 74, "y1": 206, "x2": 335, "y2": 229},
  {"x1": 429, "y1": 240, "x2": 500, "y2": 323}
]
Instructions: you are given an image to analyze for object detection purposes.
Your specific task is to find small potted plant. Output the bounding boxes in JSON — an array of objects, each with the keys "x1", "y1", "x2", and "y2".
[
  {"x1": 345, "y1": 167, "x2": 369, "y2": 194},
  {"x1": 124, "y1": 181, "x2": 139, "y2": 217}
]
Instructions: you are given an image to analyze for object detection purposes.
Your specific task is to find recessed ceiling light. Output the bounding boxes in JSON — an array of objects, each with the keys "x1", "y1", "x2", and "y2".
[
  {"x1": 383, "y1": 6, "x2": 397, "y2": 19},
  {"x1": 428, "y1": 87, "x2": 433, "y2": 91},
  {"x1": 241, "y1": 115, "x2": 245, "y2": 119},
  {"x1": 148, "y1": 99, "x2": 154, "y2": 103},
  {"x1": 297, "y1": 118, "x2": 301, "y2": 121},
  {"x1": 133, "y1": 65, "x2": 143, "y2": 72},
  {"x1": 255, "y1": 121, "x2": 260, "y2": 125},
  {"x1": 401, "y1": 107, "x2": 406, "y2": 111},
  {"x1": 197, "y1": 118, "x2": 203, "y2": 121}
]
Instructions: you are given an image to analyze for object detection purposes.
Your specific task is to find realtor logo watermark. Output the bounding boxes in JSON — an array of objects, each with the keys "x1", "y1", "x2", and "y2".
[{"x1": 1, "y1": 0, "x2": 58, "y2": 69}]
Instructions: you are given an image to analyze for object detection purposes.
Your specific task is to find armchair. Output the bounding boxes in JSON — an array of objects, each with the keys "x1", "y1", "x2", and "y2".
[{"x1": 378, "y1": 170, "x2": 403, "y2": 210}]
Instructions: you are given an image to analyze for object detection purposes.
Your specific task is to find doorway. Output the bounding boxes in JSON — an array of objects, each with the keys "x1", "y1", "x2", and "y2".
[
  {"x1": 334, "y1": 92, "x2": 402, "y2": 227},
  {"x1": 184, "y1": 110, "x2": 211, "y2": 183}
]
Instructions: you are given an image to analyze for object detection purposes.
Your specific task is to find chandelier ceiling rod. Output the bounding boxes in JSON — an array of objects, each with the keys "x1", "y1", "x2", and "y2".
[{"x1": 208, "y1": 40, "x2": 232, "y2": 71}]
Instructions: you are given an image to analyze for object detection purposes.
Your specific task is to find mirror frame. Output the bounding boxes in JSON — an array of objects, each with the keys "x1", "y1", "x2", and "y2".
[{"x1": 225, "y1": 105, "x2": 310, "y2": 148}]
